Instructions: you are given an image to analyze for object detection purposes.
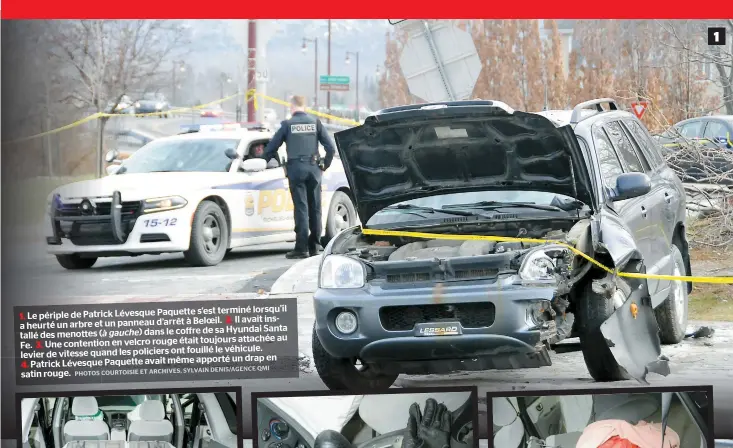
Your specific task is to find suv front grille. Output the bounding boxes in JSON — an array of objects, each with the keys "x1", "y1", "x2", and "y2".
[{"x1": 379, "y1": 303, "x2": 496, "y2": 331}]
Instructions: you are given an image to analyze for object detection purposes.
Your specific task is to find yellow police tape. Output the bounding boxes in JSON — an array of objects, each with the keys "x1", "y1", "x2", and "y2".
[
  {"x1": 360, "y1": 227, "x2": 733, "y2": 284},
  {"x1": 3, "y1": 89, "x2": 359, "y2": 145}
]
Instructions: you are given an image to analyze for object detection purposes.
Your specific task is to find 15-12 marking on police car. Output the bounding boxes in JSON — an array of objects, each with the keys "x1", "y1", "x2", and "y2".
[{"x1": 291, "y1": 124, "x2": 316, "y2": 133}]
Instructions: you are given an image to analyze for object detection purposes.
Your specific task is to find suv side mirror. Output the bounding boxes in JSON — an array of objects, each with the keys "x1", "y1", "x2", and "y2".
[{"x1": 612, "y1": 172, "x2": 651, "y2": 202}]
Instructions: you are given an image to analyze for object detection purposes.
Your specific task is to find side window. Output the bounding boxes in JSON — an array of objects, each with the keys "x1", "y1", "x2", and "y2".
[
  {"x1": 625, "y1": 119, "x2": 666, "y2": 167},
  {"x1": 605, "y1": 121, "x2": 644, "y2": 173},
  {"x1": 619, "y1": 121, "x2": 651, "y2": 172},
  {"x1": 592, "y1": 127, "x2": 625, "y2": 186},
  {"x1": 703, "y1": 121, "x2": 728, "y2": 140},
  {"x1": 679, "y1": 121, "x2": 703, "y2": 138}
]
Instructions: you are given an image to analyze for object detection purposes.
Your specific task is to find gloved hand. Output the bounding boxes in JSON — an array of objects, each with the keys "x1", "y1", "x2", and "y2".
[{"x1": 401, "y1": 398, "x2": 452, "y2": 448}]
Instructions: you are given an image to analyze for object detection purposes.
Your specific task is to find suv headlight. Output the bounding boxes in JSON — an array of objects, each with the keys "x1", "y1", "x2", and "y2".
[
  {"x1": 143, "y1": 196, "x2": 188, "y2": 213},
  {"x1": 519, "y1": 250, "x2": 557, "y2": 281},
  {"x1": 320, "y1": 255, "x2": 365, "y2": 289},
  {"x1": 155, "y1": 102, "x2": 164, "y2": 109}
]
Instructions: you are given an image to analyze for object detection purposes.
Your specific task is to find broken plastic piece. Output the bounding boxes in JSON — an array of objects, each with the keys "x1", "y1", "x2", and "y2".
[
  {"x1": 630, "y1": 302, "x2": 638, "y2": 319},
  {"x1": 685, "y1": 326, "x2": 715, "y2": 339}
]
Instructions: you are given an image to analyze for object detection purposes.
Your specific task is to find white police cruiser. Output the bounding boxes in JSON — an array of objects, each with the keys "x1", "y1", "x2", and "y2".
[{"x1": 45, "y1": 123, "x2": 357, "y2": 269}]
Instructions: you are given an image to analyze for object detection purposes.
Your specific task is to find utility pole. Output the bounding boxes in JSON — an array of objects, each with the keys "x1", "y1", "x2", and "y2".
[
  {"x1": 327, "y1": 19, "x2": 332, "y2": 116},
  {"x1": 247, "y1": 20, "x2": 257, "y2": 122}
]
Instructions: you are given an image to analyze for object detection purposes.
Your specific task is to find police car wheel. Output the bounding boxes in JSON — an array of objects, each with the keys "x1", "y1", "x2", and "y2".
[
  {"x1": 312, "y1": 324, "x2": 397, "y2": 391},
  {"x1": 184, "y1": 201, "x2": 229, "y2": 267},
  {"x1": 324, "y1": 191, "x2": 356, "y2": 244},
  {"x1": 55, "y1": 254, "x2": 97, "y2": 270}
]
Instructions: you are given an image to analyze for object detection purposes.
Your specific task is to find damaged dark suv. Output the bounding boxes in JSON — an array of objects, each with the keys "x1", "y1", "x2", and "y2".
[{"x1": 312, "y1": 99, "x2": 691, "y2": 390}]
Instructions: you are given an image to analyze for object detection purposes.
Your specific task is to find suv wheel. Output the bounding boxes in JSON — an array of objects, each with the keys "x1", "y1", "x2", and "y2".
[
  {"x1": 654, "y1": 244, "x2": 689, "y2": 344},
  {"x1": 312, "y1": 325, "x2": 397, "y2": 391},
  {"x1": 576, "y1": 274, "x2": 632, "y2": 381}
]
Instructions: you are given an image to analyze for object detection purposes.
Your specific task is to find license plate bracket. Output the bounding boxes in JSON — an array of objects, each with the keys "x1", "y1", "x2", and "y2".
[{"x1": 414, "y1": 322, "x2": 462, "y2": 337}]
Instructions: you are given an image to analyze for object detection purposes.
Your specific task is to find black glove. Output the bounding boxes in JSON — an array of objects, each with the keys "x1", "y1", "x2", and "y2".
[{"x1": 401, "y1": 399, "x2": 452, "y2": 448}]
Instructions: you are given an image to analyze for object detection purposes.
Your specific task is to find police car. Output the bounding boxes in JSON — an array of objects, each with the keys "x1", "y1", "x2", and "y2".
[{"x1": 45, "y1": 123, "x2": 358, "y2": 269}]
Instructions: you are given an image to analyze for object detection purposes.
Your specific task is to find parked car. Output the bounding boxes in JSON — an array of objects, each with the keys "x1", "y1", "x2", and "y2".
[
  {"x1": 653, "y1": 116, "x2": 733, "y2": 184},
  {"x1": 104, "y1": 95, "x2": 135, "y2": 114},
  {"x1": 200, "y1": 103, "x2": 224, "y2": 118},
  {"x1": 312, "y1": 99, "x2": 689, "y2": 390},
  {"x1": 654, "y1": 116, "x2": 733, "y2": 150},
  {"x1": 135, "y1": 92, "x2": 171, "y2": 117},
  {"x1": 20, "y1": 393, "x2": 238, "y2": 448},
  {"x1": 493, "y1": 390, "x2": 712, "y2": 448}
]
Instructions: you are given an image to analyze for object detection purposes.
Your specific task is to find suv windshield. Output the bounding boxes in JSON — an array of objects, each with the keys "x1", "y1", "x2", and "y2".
[
  {"x1": 367, "y1": 190, "x2": 580, "y2": 226},
  {"x1": 119, "y1": 138, "x2": 240, "y2": 174}
]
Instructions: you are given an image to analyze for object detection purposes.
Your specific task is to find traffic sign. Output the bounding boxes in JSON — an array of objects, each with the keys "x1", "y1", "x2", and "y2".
[
  {"x1": 320, "y1": 84, "x2": 349, "y2": 92},
  {"x1": 320, "y1": 75, "x2": 350, "y2": 92},
  {"x1": 398, "y1": 20, "x2": 481, "y2": 103},
  {"x1": 631, "y1": 101, "x2": 649, "y2": 119}
]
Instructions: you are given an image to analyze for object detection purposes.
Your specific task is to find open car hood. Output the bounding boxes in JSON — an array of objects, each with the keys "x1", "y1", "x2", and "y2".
[{"x1": 333, "y1": 103, "x2": 595, "y2": 224}]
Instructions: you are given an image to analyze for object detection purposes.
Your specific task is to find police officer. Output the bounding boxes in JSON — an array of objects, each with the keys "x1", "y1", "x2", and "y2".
[{"x1": 263, "y1": 95, "x2": 336, "y2": 259}]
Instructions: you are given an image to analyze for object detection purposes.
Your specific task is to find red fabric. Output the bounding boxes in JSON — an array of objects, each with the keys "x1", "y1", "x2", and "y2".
[{"x1": 598, "y1": 436, "x2": 641, "y2": 448}]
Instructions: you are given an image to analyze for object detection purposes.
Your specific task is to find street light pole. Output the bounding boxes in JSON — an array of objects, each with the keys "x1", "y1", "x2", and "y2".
[
  {"x1": 247, "y1": 20, "x2": 257, "y2": 122},
  {"x1": 346, "y1": 51, "x2": 359, "y2": 121},
  {"x1": 302, "y1": 37, "x2": 318, "y2": 109}
]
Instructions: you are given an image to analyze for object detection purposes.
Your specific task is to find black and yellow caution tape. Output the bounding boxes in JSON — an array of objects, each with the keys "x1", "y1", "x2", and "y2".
[
  {"x1": 3, "y1": 89, "x2": 358, "y2": 145},
  {"x1": 361, "y1": 228, "x2": 733, "y2": 284}
]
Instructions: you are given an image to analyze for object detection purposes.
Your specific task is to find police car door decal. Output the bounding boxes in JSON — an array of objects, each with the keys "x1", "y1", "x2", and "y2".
[{"x1": 256, "y1": 177, "x2": 296, "y2": 233}]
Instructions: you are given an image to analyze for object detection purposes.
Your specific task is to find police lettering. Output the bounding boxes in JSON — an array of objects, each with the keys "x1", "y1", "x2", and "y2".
[{"x1": 290, "y1": 124, "x2": 316, "y2": 133}]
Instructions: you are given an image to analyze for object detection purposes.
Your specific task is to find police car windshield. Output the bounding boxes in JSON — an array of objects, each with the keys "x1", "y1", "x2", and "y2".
[{"x1": 119, "y1": 138, "x2": 240, "y2": 174}]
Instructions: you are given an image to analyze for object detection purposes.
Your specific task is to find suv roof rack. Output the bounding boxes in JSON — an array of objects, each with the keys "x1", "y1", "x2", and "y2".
[{"x1": 570, "y1": 98, "x2": 619, "y2": 125}]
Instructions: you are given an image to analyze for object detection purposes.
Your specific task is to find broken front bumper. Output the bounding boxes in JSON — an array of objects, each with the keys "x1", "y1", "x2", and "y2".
[{"x1": 600, "y1": 280, "x2": 670, "y2": 383}]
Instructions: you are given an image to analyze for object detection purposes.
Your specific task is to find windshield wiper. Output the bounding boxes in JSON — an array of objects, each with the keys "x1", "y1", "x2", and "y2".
[
  {"x1": 442, "y1": 201, "x2": 566, "y2": 212},
  {"x1": 386, "y1": 204, "x2": 487, "y2": 217}
]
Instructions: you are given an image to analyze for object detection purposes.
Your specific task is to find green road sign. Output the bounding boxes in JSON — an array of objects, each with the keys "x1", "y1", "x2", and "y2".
[{"x1": 320, "y1": 75, "x2": 350, "y2": 85}]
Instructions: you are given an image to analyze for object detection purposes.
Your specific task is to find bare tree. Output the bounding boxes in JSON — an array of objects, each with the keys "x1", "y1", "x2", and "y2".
[
  {"x1": 658, "y1": 20, "x2": 733, "y2": 115},
  {"x1": 44, "y1": 20, "x2": 190, "y2": 176},
  {"x1": 543, "y1": 20, "x2": 568, "y2": 109},
  {"x1": 45, "y1": 20, "x2": 190, "y2": 112},
  {"x1": 378, "y1": 30, "x2": 411, "y2": 108}
]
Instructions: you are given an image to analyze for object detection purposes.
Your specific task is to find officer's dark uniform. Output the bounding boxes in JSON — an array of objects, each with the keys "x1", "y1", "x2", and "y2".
[{"x1": 263, "y1": 111, "x2": 335, "y2": 258}]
